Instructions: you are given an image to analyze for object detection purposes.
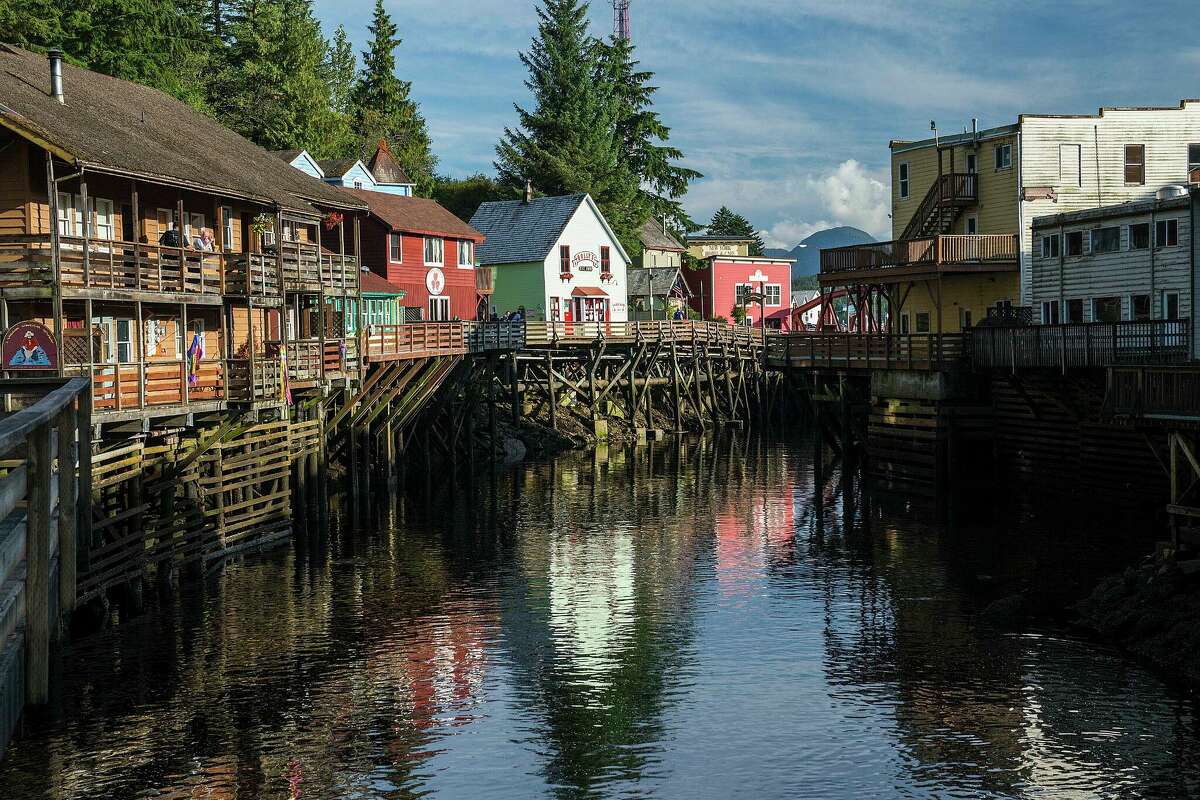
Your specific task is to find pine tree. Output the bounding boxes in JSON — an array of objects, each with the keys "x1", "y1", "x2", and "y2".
[
  {"x1": 325, "y1": 25, "x2": 356, "y2": 116},
  {"x1": 707, "y1": 206, "x2": 764, "y2": 256},
  {"x1": 601, "y1": 35, "x2": 701, "y2": 234},
  {"x1": 351, "y1": 0, "x2": 437, "y2": 194}
]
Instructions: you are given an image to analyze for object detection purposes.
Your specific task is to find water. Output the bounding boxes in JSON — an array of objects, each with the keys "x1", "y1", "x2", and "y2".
[{"x1": 2, "y1": 435, "x2": 1199, "y2": 799}]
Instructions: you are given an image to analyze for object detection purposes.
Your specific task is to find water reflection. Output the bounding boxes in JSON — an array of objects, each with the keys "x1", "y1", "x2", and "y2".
[{"x1": 1, "y1": 434, "x2": 1198, "y2": 799}]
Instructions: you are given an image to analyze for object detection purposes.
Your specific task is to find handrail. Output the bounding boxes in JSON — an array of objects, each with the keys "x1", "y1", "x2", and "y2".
[
  {"x1": 0, "y1": 377, "x2": 89, "y2": 453},
  {"x1": 901, "y1": 172, "x2": 977, "y2": 240},
  {"x1": 820, "y1": 234, "x2": 1018, "y2": 274}
]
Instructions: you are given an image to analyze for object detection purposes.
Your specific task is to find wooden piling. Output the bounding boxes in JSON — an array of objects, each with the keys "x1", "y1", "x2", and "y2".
[
  {"x1": 26, "y1": 422, "x2": 51, "y2": 705},
  {"x1": 56, "y1": 404, "x2": 77, "y2": 626}
]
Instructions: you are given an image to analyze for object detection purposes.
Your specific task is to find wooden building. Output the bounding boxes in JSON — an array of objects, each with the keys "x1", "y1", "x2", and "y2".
[{"x1": 683, "y1": 255, "x2": 793, "y2": 328}]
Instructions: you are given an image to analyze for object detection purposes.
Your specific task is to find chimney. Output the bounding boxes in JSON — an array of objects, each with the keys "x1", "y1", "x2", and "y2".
[
  {"x1": 524, "y1": 179, "x2": 533, "y2": 204},
  {"x1": 48, "y1": 48, "x2": 65, "y2": 104}
]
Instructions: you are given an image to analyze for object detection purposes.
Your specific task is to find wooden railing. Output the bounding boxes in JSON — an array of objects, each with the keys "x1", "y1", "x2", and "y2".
[
  {"x1": 63, "y1": 360, "x2": 224, "y2": 414},
  {"x1": 223, "y1": 253, "x2": 282, "y2": 298},
  {"x1": 765, "y1": 332, "x2": 965, "y2": 371},
  {"x1": 226, "y1": 358, "x2": 285, "y2": 404},
  {"x1": 286, "y1": 340, "x2": 324, "y2": 384},
  {"x1": 901, "y1": 172, "x2": 978, "y2": 240},
  {"x1": 971, "y1": 320, "x2": 1191, "y2": 370},
  {"x1": 363, "y1": 323, "x2": 469, "y2": 361},
  {"x1": 820, "y1": 234, "x2": 1018, "y2": 275},
  {"x1": 256, "y1": 244, "x2": 359, "y2": 295},
  {"x1": 0, "y1": 377, "x2": 90, "y2": 752},
  {"x1": 465, "y1": 321, "x2": 526, "y2": 351},
  {"x1": 522, "y1": 320, "x2": 765, "y2": 348},
  {"x1": 1106, "y1": 366, "x2": 1200, "y2": 420},
  {"x1": 0, "y1": 235, "x2": 223, "y2": 294}
]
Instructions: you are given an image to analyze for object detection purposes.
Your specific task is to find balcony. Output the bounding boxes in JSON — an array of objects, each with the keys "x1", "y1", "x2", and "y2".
[
  {"x1": 971, "y1": 319, "x2": 1191, "y2": 370},
  {"x1": 226, "y1": 358, "x2": 285, "y2": 406},
  {"x1": 269, "y1": 242, "x2": 358, "y2": 295},
  {"x1": 819, "y1": 234, "x2": 1019, "y2": 285},
  {"x1": 1106, "y1": 365, "x2": 1200, "y2": 420}
]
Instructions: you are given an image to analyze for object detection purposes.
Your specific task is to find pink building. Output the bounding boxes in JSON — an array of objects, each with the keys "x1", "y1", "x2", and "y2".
[{"x1": 683, "y1": 256, "x2": 794, "y2": 329}]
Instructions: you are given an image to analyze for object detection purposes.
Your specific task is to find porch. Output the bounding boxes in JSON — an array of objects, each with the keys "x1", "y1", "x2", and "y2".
[{"x1": 819, "y1": 234, "x2": 1019, "y2": 285}]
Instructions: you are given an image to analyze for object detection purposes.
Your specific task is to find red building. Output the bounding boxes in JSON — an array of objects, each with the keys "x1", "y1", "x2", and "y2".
[
  {"x1": 347, "y1": 189, "x2": 486, "y2": 321},
  {"x1": 683, "y1": 255, "x2": 795, "y2": 329}
]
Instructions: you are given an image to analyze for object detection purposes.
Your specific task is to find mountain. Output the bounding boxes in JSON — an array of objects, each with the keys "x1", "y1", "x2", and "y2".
[{"x1": 765, "y1": 226, "x2": 876, "y2": 287}]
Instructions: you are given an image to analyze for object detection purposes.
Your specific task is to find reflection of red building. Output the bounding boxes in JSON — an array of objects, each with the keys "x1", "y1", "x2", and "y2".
[
  {"x1": 715, "y1": 479, "x2": 796, "y2": 597},
  {"x1": 683, "y1": 256, "x2": 794, "y2": 329}
]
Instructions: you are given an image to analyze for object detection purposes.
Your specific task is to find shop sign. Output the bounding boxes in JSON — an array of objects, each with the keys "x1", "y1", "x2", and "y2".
[
  {"x1": 572, "y1": 251, "x2": 599, "y2": 271},
  {"x1": 426, "y1": 267, "x2": 446, "y2": 296},
  {"x1": 2, "y1": 321, "x2": 57, "y2": 370}
]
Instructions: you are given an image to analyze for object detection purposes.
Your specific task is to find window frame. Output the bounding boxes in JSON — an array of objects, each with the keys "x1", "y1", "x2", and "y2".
[
  {"x1": 559, "y1": 245, "x2": 571, "y2": 274},
  {"x1": 221, "y1": 205, "x2": 235, "y2": 250},
  {"x1": 1129, "y1": 293, "x2": 1151, "y2": 322},
  {"x1": 1163, "y1": 291, "x2": 1180, "y2": 321},
  {"x1": 898, "y1": 162, "x2": 910, "y2": 199},
  {"x1": 457, "y1": 239, "x2": 474, "y2": 268},
  {"x1": 1040, "y1": 300, "x2": 1060, "y2": 325},
  {"x1": 1093, "y1": 296, "x2": 1122, "y2": 323},
  {"x1": 600, "y1": 245, "x2": 611, "y2": 274},
  {"x1": 915, "y1": 312, "x2": 931, "y2": 333},
  {"x1": 1066, "y1": 299, "x2": 1084, "y2": 323},
  {"x1": 424, "y1": 236, "x2": 444, "y2": 266},
  {"x1": 765, "y1": 284, "x2": 782, "y2": 307},
  {"x1": 428, "y1": 296, "x2": 450, "y2": 321},
  {"x1": 1090, "y1": 226, "x2": 1121, "y2": 254},
  {"x1": 1124, "y1": 144, "x2": 1146, "y2": 185},
  {"x1": 1064, "y1": 231, "x2": 1085, "y2": 257},
  {"x1": 966, "y1": 153, "x2": 977, "y2": 174},
  {"x1": 1040, "y1": 233, "x2": 1060, "y2": 259},
  {"x1": 1155, "y1": 219, "x2": 1179, "y2": 248},
  {"x1": 389, "y1": 233, "x2": 403, "y2": 263},
  {"x1": 900, "y1": 313, "x2": 911, "y2": 335},
  {"x1": 1128, "y1": 222, "x2": 1150, "y2": 250},
  {"x1": 994, "y1": 143, "x2": 1012, "y2": 171},
  {"x1": 965, "y1": 215, "x2": 978, "y2": 235}
]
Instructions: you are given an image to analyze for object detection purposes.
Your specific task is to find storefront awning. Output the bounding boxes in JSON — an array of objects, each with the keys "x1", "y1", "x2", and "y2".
[{"x1": 571, "y1": 286, "x2": 609, "y2": 297}]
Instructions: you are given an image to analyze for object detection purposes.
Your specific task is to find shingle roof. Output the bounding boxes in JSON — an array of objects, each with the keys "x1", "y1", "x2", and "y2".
[
  {"x1": 627, "y1": 266, "x2": 688, "y2": 297},
  {"x1": 366, "y1": 140, "x2": 412, "y2": 185},
  {"x1": 638, "y1": 219, "x2": 684, "y2": 252},
  {"x1": 470, "y1": 194, "x2": 590, "y2": 265},
  {"x1": 272, "y1": 149, "x2": 304, "y2": 162},
  {"x1": 0, "y1": 43, "x2": 364, "y2": 215},
  {"x1": 318, "y1": 158, "x2": 363, "y2": 179},
  {"x1": 344, "y1": 189, "x2": 484, "y2": 241},
  {"x1": 360, "y1": 270, "x2": 406, "y2": 296}
]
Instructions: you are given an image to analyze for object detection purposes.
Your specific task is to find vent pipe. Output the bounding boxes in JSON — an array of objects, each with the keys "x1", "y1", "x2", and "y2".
[
  {"x1": 972, "y1": 118, "x2": 978, "y2": 147},
  {"x1": 523, "y1": 179, "x2": 533, "y2": 204},
  {"x1": 47, "y1": 49, "x2": 65, "y2": 104}
]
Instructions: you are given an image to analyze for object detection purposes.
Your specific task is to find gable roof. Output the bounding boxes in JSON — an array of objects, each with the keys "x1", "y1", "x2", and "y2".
[
  {"x1": 344, "y1": 188, "x2": 484, "y2": 241},
  {"x1": 0, "y1": 43, "x2": 363, "y2": 215},
  {"x1": 367, "y1": 139, "x2": 413, "y2": 185},
  {"x1": 470, "y1": 193, "x2": 631, "y2": 266},
  {"x1": 638, "y1": 219, "x2": 684, "y2": 252},
  {"x1": 360, "y1": 270, "x2": 406, "y2": 296},
  {"x1": 319, "y1": 158, "x2": 371, "y2": 180},
  {"x1": 628, "y1": 266, "x2": 689, "y2": 297}
]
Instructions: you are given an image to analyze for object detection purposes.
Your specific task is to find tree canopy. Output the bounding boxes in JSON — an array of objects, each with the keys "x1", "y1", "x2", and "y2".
[{"x1": 706, "y1": 206, "x2": 764, "y2": 256}]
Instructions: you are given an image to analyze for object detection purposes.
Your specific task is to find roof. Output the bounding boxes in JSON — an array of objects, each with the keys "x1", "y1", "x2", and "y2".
[
  {"x1": 638, "y1": 219, "x2": 684, "y2": 252},
  {"x1": 367, "y1": 139, "x2": 412, "y2": 185},
  {"x1": 345, "y1": 188, "x2": 484, "y2": 241},
  {"x1": 272, "y1": 149, "x2": 304, "y2": 162},
  {"x1": 1031, "y1": 193, "x2": 1191, "y2": 229},
  {"x1": 470, "y1": 193, "x2": 631, "y2": 266},
  {"x1": 1020, "y1": 99, "x2": 1200, "y2": 122},
  {"x1": 0, "y1": 44, "x2": 364, "y2": 215},
  {"x1": 571, "y1": 286, "x2": 608, "y2": 297},
  {"x1": 702, "y1": 255, "x2": 795, "y2": 264},
  {"x1": 318, "y1": 158, "x2": 365, "y2": 179},
  {"x1": 627, "y1": 266, "x2": 687, "y2": 297},
  {"x1": 359, "y1": 270, "x2": 406, "y2": 296},
  {"x1": 890, "y1": 123, "x2": 1019, "y2": 154}
]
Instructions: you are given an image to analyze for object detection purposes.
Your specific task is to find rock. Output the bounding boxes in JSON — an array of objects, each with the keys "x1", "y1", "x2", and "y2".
[{"x1": 979, "y1": 592, "x2": 1029, "y2": 629}]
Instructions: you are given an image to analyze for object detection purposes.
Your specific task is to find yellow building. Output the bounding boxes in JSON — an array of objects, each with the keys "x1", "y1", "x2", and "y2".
[
  {"x1": 686, "y1": 235, "x2": 754, "y2": 260},
  {"x1": 819, "y1": 123, "x2": 1021, "y2": 335}
]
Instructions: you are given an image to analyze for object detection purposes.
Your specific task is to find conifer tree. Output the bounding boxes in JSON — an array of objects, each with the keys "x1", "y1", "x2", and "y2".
[
  {"x1": 351, "y1": 0, "x2": 437, "y2": 194},
  {"x1": 707, "y1": 206, "x2": 764, "y2": 256}
]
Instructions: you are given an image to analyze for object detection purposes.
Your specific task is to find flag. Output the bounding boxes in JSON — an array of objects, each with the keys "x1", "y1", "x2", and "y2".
[{"x1": 186, "y1": 331, "x2": 204, "y2": 386}]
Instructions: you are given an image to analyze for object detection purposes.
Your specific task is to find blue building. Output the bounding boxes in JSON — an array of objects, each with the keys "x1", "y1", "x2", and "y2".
[{"x1": 274, "y1": 141, "x2": 416, "y2": 197}]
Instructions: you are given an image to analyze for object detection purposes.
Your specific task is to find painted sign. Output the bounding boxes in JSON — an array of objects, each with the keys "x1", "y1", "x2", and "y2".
[
  {"x1": 571, "y1": 251, "x2": 599, "y2": 272},
  {"x1": 426, "y1": 267, "x2": 446, "y2": 296},
  {"x1": 2, "y1": 321, "x2": 57, "y2": 370}
]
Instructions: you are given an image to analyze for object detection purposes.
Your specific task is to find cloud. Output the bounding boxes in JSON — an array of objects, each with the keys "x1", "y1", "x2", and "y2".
[{"x1": 808, "y1": 160, "x2": 890, "y2": 239}]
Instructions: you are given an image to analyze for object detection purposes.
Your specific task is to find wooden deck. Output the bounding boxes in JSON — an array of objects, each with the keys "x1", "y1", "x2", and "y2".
[
  {"x1": 819, "y1": 234, "x2": 1018, "y2": 286},
  {"x1": 765, "y1": 332, "x2": 965, "y2": 371},
  {"x1": 1106, "y1": 365, "x2": 1200, "y2": 421},
  {"x1": 971, "y1": 320, "x2": 1190, "y2": 370}
]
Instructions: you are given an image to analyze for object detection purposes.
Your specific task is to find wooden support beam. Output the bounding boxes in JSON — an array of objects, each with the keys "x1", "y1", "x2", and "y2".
[{"x1": 26, "y1": 422, "x2": 52, "y2": 704}]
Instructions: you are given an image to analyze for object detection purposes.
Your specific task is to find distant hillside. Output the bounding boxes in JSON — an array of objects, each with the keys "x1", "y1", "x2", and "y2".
[{"x1": 765, "y1": 226, "x2": 876, "y2": 287}]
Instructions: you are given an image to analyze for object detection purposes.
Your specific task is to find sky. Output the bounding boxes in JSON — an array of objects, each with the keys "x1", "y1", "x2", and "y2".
[{"x1": 314, "y1": 0, "x2": 1199, "y2": 249}]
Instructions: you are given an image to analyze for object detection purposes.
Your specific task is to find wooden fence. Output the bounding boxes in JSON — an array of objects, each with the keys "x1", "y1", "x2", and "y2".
[
  {"x1": 1106, "y1": 366, "x2": 1200, "y2": 420},
  {"x1": 0, "y1": 378, "x2": 90, "y2": 753},
  {"x1": 971, "y1": 320, "x2": 1190, "y2": 370},
  {"x1": 765, "y1": 332, "x2": 965, "y2": 371}
]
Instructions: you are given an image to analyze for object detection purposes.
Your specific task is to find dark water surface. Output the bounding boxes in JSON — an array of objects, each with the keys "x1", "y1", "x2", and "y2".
[{"x1": 2, "y1": 435, "x2": 1199, "y2": 799}]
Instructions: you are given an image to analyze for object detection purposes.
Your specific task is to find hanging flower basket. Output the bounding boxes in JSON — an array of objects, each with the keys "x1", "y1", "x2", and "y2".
[
  {"x1": 599, "y1": 271, "x2": 613, "y2": 283},
  {"x1": 559, "y1": 271, "x2": 573, "y2": 281},
  {"x1": 250, "y1": 213, "x2": 273, "y2": 237},
  {"x1": 322, "y1": 211, "x2": 344, "y2": 231}
]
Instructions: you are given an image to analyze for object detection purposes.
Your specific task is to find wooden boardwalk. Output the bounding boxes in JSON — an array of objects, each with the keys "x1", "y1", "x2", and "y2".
[
  {"x1": 764, "y1": 332, "x2": 965, "y2": 371},
  {"x1": 971, "y1": 320, "x2": 1190, "y2": 370}
]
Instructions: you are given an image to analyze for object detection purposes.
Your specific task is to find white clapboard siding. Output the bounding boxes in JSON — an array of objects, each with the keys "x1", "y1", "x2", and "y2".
[{"x1": 1018, "y1": 100, "x2": 1200, "y2": 303}]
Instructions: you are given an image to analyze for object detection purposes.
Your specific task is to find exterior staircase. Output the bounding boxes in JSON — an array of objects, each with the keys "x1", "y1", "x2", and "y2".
[{"x1": 901, "y1": 172, "x2": 978, "y2": 240}]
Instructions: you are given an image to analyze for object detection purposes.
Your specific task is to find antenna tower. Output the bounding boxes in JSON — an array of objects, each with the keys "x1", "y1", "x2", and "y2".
[{"x1": 613, "y1": 0, "x2": 631, "y2": 42}]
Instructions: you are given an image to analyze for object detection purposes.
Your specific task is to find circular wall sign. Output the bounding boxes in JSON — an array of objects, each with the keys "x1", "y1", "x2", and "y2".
[{"x1": 426, "y1": 267, "x2": 446, "y2": 296}]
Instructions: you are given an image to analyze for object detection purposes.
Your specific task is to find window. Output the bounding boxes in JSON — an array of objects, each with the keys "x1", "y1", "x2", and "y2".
[
  {"x1": 966, "y1": 153, "x2": 977, "y2": 174},
  {"x1": 1040, "y1": 234, "x2": 1060, "y2": 258},
  {"x1": 735, "y1": 284, "x2": 753, "y2": 306},
  {"x1": 428, "y1": 296, "x2": 450, "y2": 321},
  {"x1": 281, "y1": 219, "x2": 297, "y2": 242},
  {"x1": 966, "y1": 215, "x2": 978, "y2": 235},
  {"x1": 1190, "y1": 144, "x2": 1200, "y2": 182},
  {"x1": 960, "y1": 308, "x2": 972, "y2": 329},
  {"x1": 550, "y1": 297, "x2": 561, "y2": 321},
  {"x1": 115, "y1": 319, "x2": 134, "y2": 363},
  {"x1": 765, "y1": 284, "x2": 782, "y2": 307},
  {"x1": 1124, "y1": 144, "x2": 1145, "y2": 185},
  {"x1": 458, "y1": 240, "x2": 474, "y2": 267},
  {"x1": 1093, "y1": 296, "x2": 1121, "y2": 323},
  {"x1": 156, "y1": 208, "x2": 177, "y2": 240},
  {"x1": 1059, "y1": 143, "x2": 1081, "y2": 186},
  {"x1": 56, "y1": 192, "x2": 75, "y2": 235},
  {"x1": 900, "y1": 313, "x2": 910, "y2": 335},
  {"x1": 424, "y1": 237, "x2": 444, "y2": 265},
  {"x1": 1163, "y1": 291, "x2": 1180, "y2": 320},
  {"x1": 600, "y1": 246, "x2": 611, "y2": 274},
  {"x1": 389, "y1": 233, "x2": 402, "y2": 262},
  {"x1": 898, "y1": 162, "x2": 910, "y2": 199},
  {"x1": 353, "y1": 180, "x2": 364, "y2": 190},
  {"x1": 1130, "y1": 294, "x2": 1151, "y2": 321},
  {"x1": 222, "y1": 206, "x2": 234, "y2": 250},
  {"x1": 188, "y1": 212, "x2": 207, "y2": 242},
  {"x1": 93, "y1": 198, "x2": 115, "y2": 240},
  {"x1": 1040, "y1": 300, "x2": 1060, "y2": 324},
  {"x1": 1065, "y1": 231, "x2": 1085, "y2": 256},
  {"x1": 1090, "y1": 226, "x2": 1120, "y2": 254},
  {"x1": 994, "y1": 143, "x2": 1012, "y2": 170},
  {"x1": 1129, "y1": 222, "x2": 1150, "y2": 250},
  {"x1": 1155, "y1": 219, "x2": 1179, "y2": 247},
  {"x1": 915, "y1": 312, "x2": 931, "y2": 333},
  {"x1": 559, "y1": 245, "x2": 571, "y2": 274},
  {"x1": 1067, "y1": 299, "x2": 1084, "y2": 323}
]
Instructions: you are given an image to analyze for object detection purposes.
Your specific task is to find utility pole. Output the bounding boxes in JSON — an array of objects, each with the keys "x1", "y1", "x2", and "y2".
[{"x1": 613, "y1": 0, "x2": 631, "y2": 41}]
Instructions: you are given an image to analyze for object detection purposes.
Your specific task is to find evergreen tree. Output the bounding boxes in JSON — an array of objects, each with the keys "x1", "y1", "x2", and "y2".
[
  {"x1": 495, "y1": 0, "x2": 640, "y2": 250},
  {"x1": 433, "y1": 174, "x2": 507, "y2": 223},
  {"x1": 706, "y1": 206, "x2": 764, "y2": 256},
  {"x1": 325, "y1": 25, "x2": 356, "y2": 116},
  {"x1": 351, "y1": 0, "x2": 437, "y2": 194},
  {"x1": 601, "y1": 35, "x2": 701, "y2": 234}
]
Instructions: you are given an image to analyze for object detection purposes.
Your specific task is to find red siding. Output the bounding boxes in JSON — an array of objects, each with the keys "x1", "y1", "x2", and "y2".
[
  {"x1": 685, "y1": 259, "x2": 791, "y2": 327},
  {"x1": 363, "y1": 220, "x2": 480, "y2": 320}
]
